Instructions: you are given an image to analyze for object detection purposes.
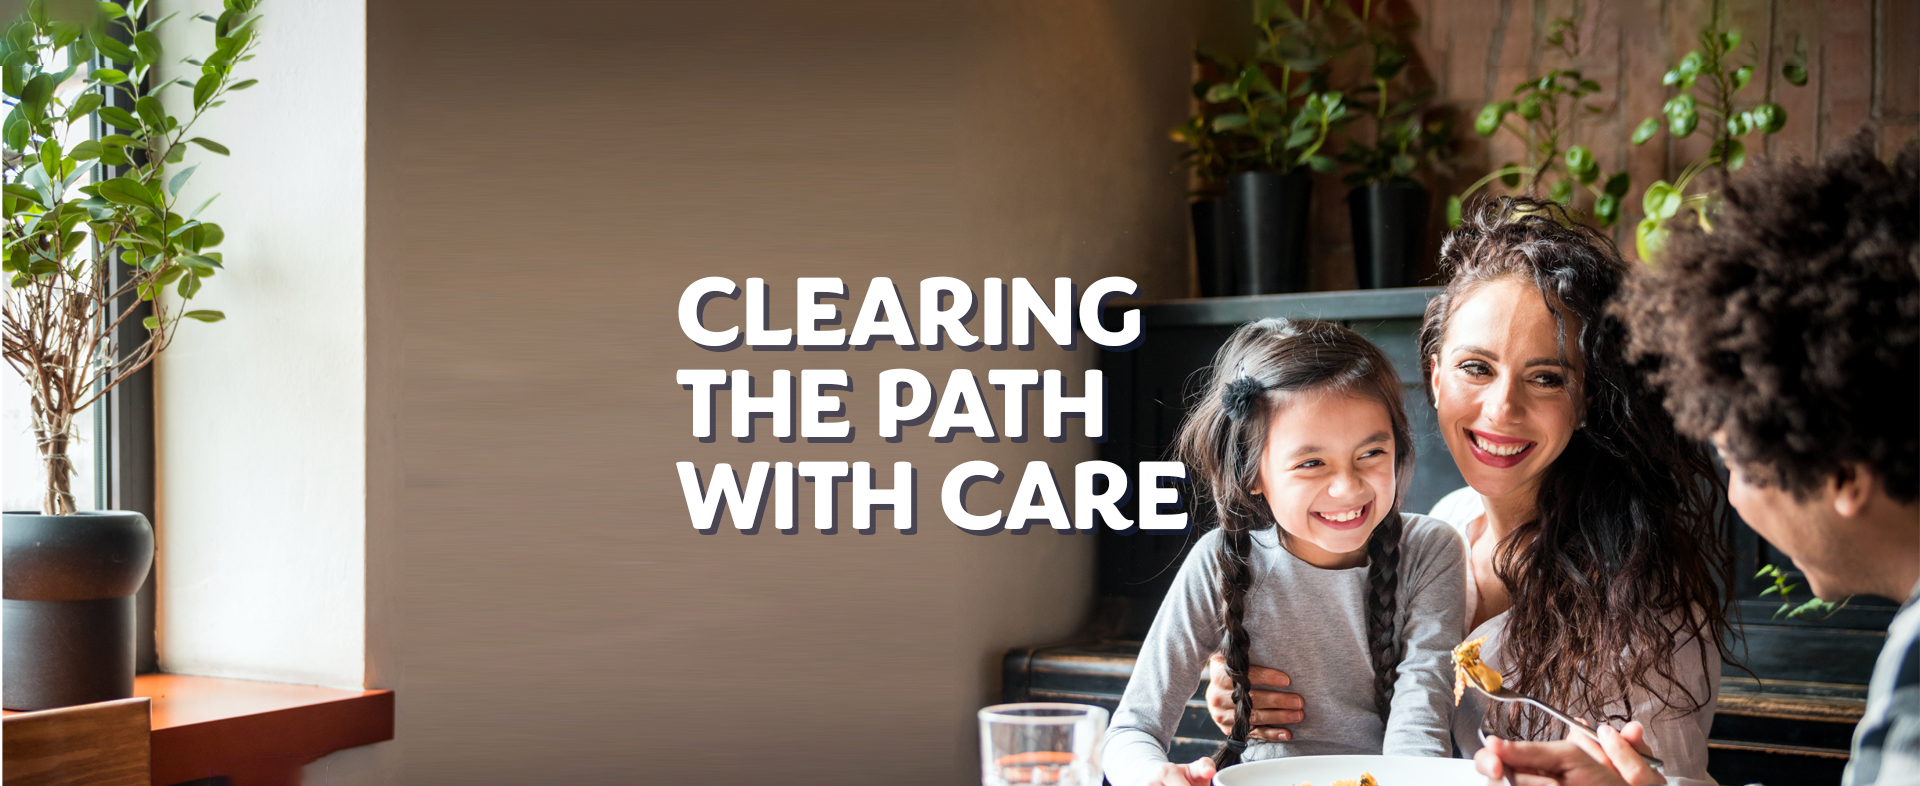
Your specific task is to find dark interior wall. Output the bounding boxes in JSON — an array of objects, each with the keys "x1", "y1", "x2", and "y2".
[{"x1": 364, "y1": 1, "x2": 1228, "y2": 782}]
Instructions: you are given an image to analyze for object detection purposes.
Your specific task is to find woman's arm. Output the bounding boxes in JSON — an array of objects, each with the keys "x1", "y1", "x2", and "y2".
[
  {"x1": 1380, "y1": 516, "x2": 1469, "y2": 756},
  {"x1": 1104, "y1": 532, "x2": 1228, "y2": 786}
]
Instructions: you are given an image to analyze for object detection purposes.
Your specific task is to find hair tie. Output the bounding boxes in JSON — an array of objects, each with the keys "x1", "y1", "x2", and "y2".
[{"x1": 1222, "y1": 375, "x2": 1266, "y2": 422}]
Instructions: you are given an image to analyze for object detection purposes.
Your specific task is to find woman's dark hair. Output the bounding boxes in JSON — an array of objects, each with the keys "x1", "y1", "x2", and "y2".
[
  {"x1": 1173, "y1": 318, "x2": 1414, "y2": 767},
  {"x1": 1419, "y1": 197, "x2": 1734, "y2": 738},
  {"x1": 1618, "y1": 132, "x2": 1919, "y2": 503}
]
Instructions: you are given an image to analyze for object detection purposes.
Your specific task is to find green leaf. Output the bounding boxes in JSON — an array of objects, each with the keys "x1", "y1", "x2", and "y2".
[
  {"x1": 1517, "y1": 95, "x2": 1543, "y2": 121},
  {"x1": 90, "y1": 67, "x2": 127, "y2": 84},
  {"x1": 134, "y1": 95, "x2": 166, "y2": 128},
  {"x1": 1595, "y1": 193, "x2": 1620, "y2": 226},
  {"x1": 197, "y1": 223, "x2": 224, "y2": 249},
  {"x1": 188, "y1": 193, "x2": 220, "y2": 220},
  {"x1": 1283, "y1": 127, "x2": 1317, "y2": 149},
  {"x1": 1306, "y1": 154, "x2": 1337, "y2": 174},
  {"x1": 1631, "y1": 117, "x2": 1660, "y2": 145},
  {"x1": 178, "y1": 253, "x2": 221, "y2": 271},
  {"x1": 177, "y1": 272, "x2": 202, "y2": 298},
  {"x1": 1719, "y1": 139, "x2": 1747, "y2": 171},
  {"x1": 1474, "y1": 102, "x2": 1508, "y2": 136},
  {"x1": 1669, "y1": 107, "x2": 1697, "y2": 138},
  {"x1": 98, "y1": 2, "x2": 128, "y2": 18},
  {"x1": 193, "y1": 74, "x2": 218, "y2": 109},
  {"x1": 1676, "y1": 51, "x2": 1704, "y2": 82},
  {"x1": 98, "y1": 105, "x2": 140, "y2": 130},
  {"x1": 1210, "y1": 114, "x2": 1248, "y2": 132},
  {"x1": 66, "y1": 92, "x2": 103, "y2": 120},
  {"x1": 1733, "y1": 65, "x2": 1753, "y2": 90},
  {"x1": 1390, "y1": 155, "x2": 1416, "y2": 177},
  {"x1": 1643, "y1": 181, "x2": 1681, "y2": 219},
  {"x1": 1446, "y1": 195, "x2": 1464, "y2": 228},
  {"x1": 132, "y1": 31, "x2": 161, "y2": 65},
  {"x1": 92, "y1": 32, "x2": 135, "y2": 64},
  {"x1": 182, "y1": 309, "x2": 224, "y2": 322},
  {"x1": 142, "y1": 315, "x2": 159, "y2": 329},
  {"x1": 100, "y1": 134, "x2": 136, "y2": 147},
  {"x1": 1752, "y1": 102, "x2": 1787, "y2": 134},
  {"x1": 97, "y1": 177, "x2": 157, "y2": 208},
  {"x1": 1499, "y1": 164, "x2": 1522, "y2": 189},
  {"x1": 1759, "y1": 585, "x2": 1780, "y2": 597},
  {"x1": 1721, "y1": 30, "x2": 1741, "y2": 51},
  {"x1": 1782, "y1": 62, "x2": 1808, "y2": 87},
  {"x1": 1564, "y1": 146, "x2": 1595, "y2": 178},
  {"x1": 3, "y1": 183, "x2": 42, "y2": 206},
  {"x1": 1636, "y1": 217, "x2": 1667, "y2": 263},
  {"x1": 168, "y1": 164, "x2": 197, "y2": 196},
  {"x1": 1548, "y1": 179, "x2": 1573, "y2": 204},
  {"x1": 1662, "y1": 69, "x2": 1682, "y2": 87},
  {"x1": 227, "y1": 78, "x2": 257, "y2": 91},
  {"x1": 1604, "y1": 171, "x2": 1631, "y2": 198}
]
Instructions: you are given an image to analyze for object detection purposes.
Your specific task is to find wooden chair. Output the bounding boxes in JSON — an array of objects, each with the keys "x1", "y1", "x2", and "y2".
[{"x1": 2, "y1": 698, "x2": 151, "y2": 786}]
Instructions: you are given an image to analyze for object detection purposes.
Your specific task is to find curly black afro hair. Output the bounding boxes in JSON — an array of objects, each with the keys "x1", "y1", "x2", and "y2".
[{"x1": 1619, "y1": 130, "x2": 1920, "y2": 502}]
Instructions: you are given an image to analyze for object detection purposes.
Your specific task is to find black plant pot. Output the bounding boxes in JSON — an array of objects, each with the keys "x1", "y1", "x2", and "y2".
[
  {"x1": 1190, "y1": 198, "x2": 1231, "y2": 298},
  {"x1": 1222, "y1": 170, "x2": 1313, "y2": 295},
  {"x1": 1349, "y1": 181, "x2": 1430, "y2": 290},
  {"x1": 3, "y1": 510, "x2": 154, "y2": 711}
]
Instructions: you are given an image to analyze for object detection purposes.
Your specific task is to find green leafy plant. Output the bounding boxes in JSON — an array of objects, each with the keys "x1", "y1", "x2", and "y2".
[
  {"x1": 1755, "y1": 564, "x2": 1850, "y2": 621},
  {"x1": 2, "y1": 0, "x2": 262, "y2": 514},
  {"x1": 1448, "y1": 8, "x2": 1629, "y2": 227},
  {"x1": 1629, "y1": 15, "x2": 1806, "y2": 262},
  {"x1": 1176, "y1": 0, "x2": 1349, "y2": 181},
  {"x1": 1335, "y1": 0, "x2": 1453, "y2": 187}
]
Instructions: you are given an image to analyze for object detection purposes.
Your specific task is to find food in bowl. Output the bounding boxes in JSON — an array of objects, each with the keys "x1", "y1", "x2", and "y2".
[
  {"x1": 1452, "y1": 637, "x2": 1502, "y2": 704},
  {"x1": 1291, "y1": 774, "x2": 1378, "y2": 786}
]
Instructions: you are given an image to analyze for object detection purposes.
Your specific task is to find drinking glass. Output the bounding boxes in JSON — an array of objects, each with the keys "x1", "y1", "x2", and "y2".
[{"x1": 978, "y1": 702, "x2": 1108, "y2": 786}]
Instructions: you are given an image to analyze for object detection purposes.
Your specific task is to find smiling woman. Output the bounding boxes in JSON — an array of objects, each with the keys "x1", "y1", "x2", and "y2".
[{"x1": 1414, "y1": 198, "x2": 1734, "y2": 784}]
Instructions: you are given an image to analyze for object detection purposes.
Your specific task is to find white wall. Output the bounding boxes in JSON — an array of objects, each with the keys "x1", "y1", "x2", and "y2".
[{"x1": 153, "y1": 0, "x2": 367, "y2": 690}]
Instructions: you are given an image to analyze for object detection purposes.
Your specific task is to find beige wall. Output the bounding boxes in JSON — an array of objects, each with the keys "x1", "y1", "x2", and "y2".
[{"x1": 362, "y1": 1, "x2": 1222, "y2": 782}]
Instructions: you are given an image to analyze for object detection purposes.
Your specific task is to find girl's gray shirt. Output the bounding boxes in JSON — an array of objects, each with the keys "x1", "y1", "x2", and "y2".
[{"x1": 1102, "y1": 514, "x2": 1468, "y2": 786}]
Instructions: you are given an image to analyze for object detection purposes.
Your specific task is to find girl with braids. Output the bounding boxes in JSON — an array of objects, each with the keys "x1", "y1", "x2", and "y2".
[
  {"x1": 1205, "y1": 198, "x2": 1735, "y2": 785},
  {"x1": 1103, "y1": 319, "x2": 1467, "y2": 786}
]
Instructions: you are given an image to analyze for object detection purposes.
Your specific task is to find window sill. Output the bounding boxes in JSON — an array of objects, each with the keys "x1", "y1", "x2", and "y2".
[{"x1": 8, "y1": 674, "x2": 394, "y2": 786}]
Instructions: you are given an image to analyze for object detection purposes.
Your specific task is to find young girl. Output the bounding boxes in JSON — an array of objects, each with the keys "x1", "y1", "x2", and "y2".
[{"x1": 1102, "y1": 319, "x2": 1466, "y2": 786}]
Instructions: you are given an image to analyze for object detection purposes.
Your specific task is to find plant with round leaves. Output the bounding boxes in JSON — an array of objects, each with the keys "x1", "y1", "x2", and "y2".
[
  {"x1": 1193, "y1": 0, "x2": 1351, "y2": 178},
  {"x1": 1171, "y1": 46, "x2": 1242, "y2": 197},
  {"x1": 2, "y1": 0, "x2": 263, "y2": 515},
  {"x1": 1447, "y1": 8, "x2": 1630, "y2": 228},
  {"x1": 1629, "y1": 18, "x2": 1806, "y2": 263},
  {"x1": 1333, "y1": 0, "x2": 1455, "y2": 187}
]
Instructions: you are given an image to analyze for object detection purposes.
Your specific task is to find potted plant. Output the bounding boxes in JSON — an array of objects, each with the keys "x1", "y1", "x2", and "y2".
[
  {"x1": 1335, "y1": 2, "x2": 1451, "y2": 289},
  {"x1": 1627, "y1": 19, "x2": 1803, "y2": 262},
  {"x1": 2, "y1": 0, "x2": 260, "y2": 710},
  {"x1": 1170, "y1": 47, "x2": 1238, "y2": 298},
  {"x1": 1448, "y1": 9, "x2": 1630, "y2": 229},
  {"x1": 1198, "y1": 0, "x2": 1347, "y2": 295}
]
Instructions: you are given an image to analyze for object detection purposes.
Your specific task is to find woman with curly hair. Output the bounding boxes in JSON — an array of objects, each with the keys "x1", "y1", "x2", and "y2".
[
  {"x1": 1478, "y1": 133, "x2": 1919, "y2": 786},
  {"x1": 1207, "y1": 197, "x2": 1735, "y2": 784}
]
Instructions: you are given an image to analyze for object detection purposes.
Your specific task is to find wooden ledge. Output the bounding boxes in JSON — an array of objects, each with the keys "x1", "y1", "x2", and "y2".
[
  {"x1": 5, "y1": 674, "x2": 394, "y2": 786},
  {"x1": 137, "y1": 674, "x2": 392, "y2": 786}
]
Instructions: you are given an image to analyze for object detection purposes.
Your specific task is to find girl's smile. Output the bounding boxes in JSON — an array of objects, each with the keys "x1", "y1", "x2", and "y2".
[{"x1": 1255, "y1": 391, "x2": 1398, "y2": 568}]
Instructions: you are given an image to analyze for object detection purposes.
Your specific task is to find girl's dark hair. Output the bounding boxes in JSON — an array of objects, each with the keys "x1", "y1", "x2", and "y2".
[
  {"x1": 1173, "y1": 318, "x2": 1414, "y2": 767},
  {"x1": 1419, "y1": 197, "x2": 1734, "y2": 738}
]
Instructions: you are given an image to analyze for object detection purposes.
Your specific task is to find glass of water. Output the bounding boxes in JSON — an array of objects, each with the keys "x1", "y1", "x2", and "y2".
[{"x1": 978, "y1": 702, "x2": 1108, "y2": 786}]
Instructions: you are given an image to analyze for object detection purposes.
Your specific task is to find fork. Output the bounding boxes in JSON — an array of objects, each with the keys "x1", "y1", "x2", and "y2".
[{"x1": 1467, "y1": 680, "x2": 1666, "y2": 770}]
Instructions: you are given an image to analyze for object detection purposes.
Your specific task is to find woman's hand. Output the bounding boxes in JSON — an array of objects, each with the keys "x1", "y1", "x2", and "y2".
[
  {"x1": 1563, "y1": 721, "x2": 1665, "y2": 786},
  {"x1": 1146, "y1": 758, "x2": 1216, "y2": 786},
  {"x1": 1205, "y1": 652, "x2": 1304, "y2": 742},
  {"x1": 1475, "y1": 734, "x2": 1658, "y2": 786}
]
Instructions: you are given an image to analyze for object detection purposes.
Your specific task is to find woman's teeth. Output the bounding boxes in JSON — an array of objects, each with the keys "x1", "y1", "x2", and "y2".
[
  {"x1": 1472, "y1": 433, "x2": 1531, "y2": 457},
  {"x1": 1317, "y1": 506, "x2": 1363, "y2": 523}
]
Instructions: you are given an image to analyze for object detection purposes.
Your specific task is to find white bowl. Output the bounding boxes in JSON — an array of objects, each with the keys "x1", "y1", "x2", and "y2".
[{"x1": 1215, "y1": 754, "x2": 1483, "y2": 786}]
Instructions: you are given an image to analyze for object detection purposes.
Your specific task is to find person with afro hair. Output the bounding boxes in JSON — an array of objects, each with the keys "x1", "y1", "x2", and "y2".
[{"x1": 1474, "y1": 130, "x2": 1920, "y2": 786}]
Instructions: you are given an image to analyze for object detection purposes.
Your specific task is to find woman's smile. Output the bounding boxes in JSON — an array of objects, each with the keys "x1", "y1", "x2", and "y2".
[{"x1": 1466, "y1": 429, "x2": 1535, "y2": 467}]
